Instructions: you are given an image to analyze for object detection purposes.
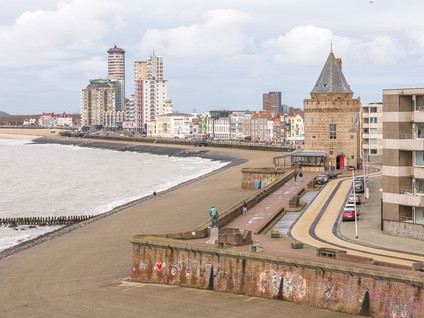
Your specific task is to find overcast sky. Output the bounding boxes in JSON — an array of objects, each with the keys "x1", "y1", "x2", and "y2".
[{"x1": 1, "y1": 0, "x2": 424, "y2": 115}]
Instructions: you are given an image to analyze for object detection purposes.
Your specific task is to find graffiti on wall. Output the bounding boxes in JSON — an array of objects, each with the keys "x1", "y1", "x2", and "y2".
[
  {"x1": 257, "y1": 269, "x2": 306, "y2": 299},
  {"x1": 138, "y1": 258, "x2": 235, "y2": 287},
  {"x1": 383, "y1": 295, "x2": 424, "y2": 318}
]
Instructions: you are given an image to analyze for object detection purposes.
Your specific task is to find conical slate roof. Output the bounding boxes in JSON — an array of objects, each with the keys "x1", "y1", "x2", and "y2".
[{"x1": 311, "y1": 52, "x2": 353, "y2": 94}]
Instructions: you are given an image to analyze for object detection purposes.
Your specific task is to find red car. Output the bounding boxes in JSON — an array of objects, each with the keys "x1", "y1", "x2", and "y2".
[{"x1": 342, "y1": 208, "x2": 357, "y2": 221}]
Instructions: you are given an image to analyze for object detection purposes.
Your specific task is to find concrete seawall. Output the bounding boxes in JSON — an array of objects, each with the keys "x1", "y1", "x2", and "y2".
[{"x1": 130, "y1": 237, "x2": 424, "y2": 317}]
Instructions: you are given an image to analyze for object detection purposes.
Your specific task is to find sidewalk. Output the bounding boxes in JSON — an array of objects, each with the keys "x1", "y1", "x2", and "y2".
[{"x1": 226, "y1": 171, "x2": 317, "y2": 234}]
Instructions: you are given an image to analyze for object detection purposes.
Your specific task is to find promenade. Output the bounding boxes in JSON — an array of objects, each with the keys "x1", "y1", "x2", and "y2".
[{"x1": 0, "y1": 131, "x2": 358, "y2": 317}]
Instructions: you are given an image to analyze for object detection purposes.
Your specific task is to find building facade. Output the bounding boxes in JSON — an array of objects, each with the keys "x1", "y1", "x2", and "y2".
[
  {"x1": 81, "y1": 79, "x2": 116, "y2": 127},
  {"x1": 263, "y1": 91, "x2": 282, "y2": 113},
  {"x1": 303, "y1": 52, "x2": 361, "y2": 170},
  {"x1": 361, "y1": 103, "x2": 383, "y2": 165},
  {"x1": 382, "y1": 88, "x2": 424, "y2": 239},
  {"x1": 107, "y1": 45, "x2": 126, "y2": 110},
  {"x1": 156, "y1": 113, "x2": 194, "y2": 138},
  {"x1": 134, "y1": 55, "x2": 168, "y2": 131},
  {"x1": 286, "y1": 113, "x2": 304, "y2": 144}
]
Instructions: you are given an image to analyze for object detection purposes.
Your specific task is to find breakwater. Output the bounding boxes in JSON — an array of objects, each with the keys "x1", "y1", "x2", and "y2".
[{"x1": 0, "y1": 215, "x2": 93, "y2": 226}]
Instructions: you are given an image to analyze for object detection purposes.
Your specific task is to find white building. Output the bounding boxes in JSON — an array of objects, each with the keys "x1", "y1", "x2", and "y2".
[
  {"x1": 361, "y1": 103, "x2": 383, "y2": 164},
  {"x1": 207, "y1": 110, "x2": 231, "y2": 140},
  {"x1": 134, "y1": 56, "x2": 168, "y2": 131},
  {"x1": 156, "y1": 113, "x2": 194, "y2": 138},
  {"x1": 56, "y1": 112, "x2": 73, "y2": 127},
  {"x1": 229, "y1": 111, "x2": 251, "y2": 140}
]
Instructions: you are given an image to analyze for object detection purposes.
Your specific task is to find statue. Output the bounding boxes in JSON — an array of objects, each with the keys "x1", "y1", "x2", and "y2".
[{"x1": 210, "y1": 205, "x2": 219, "y2": 227}]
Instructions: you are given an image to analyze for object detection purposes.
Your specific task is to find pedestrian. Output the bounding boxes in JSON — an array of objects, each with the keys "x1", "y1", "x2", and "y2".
[
  {"x1": 299, "y1": 172, "x2": 303, "y2": 181},
  {"x1": 210, "y1": 205, "x2": 219, "y2": 227},
  {"x1": 294, "y1": 170, "x2": 298, "y2": 182},
  {"x1": 242, "y1": 201, "x2": 248, "y2": 214},
  {"x1": 153, "y1": 191, "x2": 156, "y2": 199}
]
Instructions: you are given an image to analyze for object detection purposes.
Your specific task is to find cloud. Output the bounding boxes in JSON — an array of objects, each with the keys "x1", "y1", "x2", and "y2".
[
  {"x1": 38, "y1": 56, "x2": 106, "y2": 82},
  {"x1": 261, "y1": 25, "x2": 407, "y2": 66},
  {"x1": 139, "y1": 9, "x2": 254, "y2": 59},
  {"x1": 0, "y1": 0, "x2": 122, "y2": 67}
]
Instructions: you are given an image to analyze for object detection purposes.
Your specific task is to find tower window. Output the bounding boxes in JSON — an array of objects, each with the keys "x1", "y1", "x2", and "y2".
[{"x1": 330, "y1": 124, "x2": 337, "y2": 139}]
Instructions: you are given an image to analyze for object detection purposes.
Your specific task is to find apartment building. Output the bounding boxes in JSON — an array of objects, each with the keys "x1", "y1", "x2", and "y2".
[
  {"x1": 81, "y1": 79, "x2": 116, "y2": 127},
  {"x1": 361, "y1": 103, "x2": 383, "y2": 164},
  {"x1": 207, "y1": 110, "x2": 232, "y2": 140},
  {"x1": 382, "y1": 88, "x2": 424, "y2": 239},
  {"x1": 107, "y1": 45, "x2": 126, "y2": 110},
  {"x1": 134, "y1": 55, "x2": 168, "y2": 131},
  {"x1": 156, "y1": 113, "x2": 193, "y2": 138},
  {"x1": 263, "y1": 91, "x2": 282, "y2": 113},
  {"x1": 286, "y1": 113, "x2": 304, "y2": 144}
]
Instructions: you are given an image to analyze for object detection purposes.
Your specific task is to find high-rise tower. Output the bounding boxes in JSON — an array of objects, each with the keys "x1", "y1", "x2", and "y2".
[
  {"x1": 263, "y1": 92, "x2": 282, "y2": 113},
  {"x1": 134, "y1": 55, "x2": 168, "y2": 131},
  {"x1": 107, "y1": 45, "x2": 126, "y2": 110}
]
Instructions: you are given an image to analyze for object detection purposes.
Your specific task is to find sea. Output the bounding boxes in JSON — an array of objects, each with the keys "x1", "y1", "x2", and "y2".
[{"x1": 0, "y1": 138, "x2": 229, "y2": 252}]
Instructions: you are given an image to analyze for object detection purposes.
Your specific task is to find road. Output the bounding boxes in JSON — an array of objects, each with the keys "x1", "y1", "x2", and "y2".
[{"x1": 290, "y1": 174, "x2": 424, "y2": 267}]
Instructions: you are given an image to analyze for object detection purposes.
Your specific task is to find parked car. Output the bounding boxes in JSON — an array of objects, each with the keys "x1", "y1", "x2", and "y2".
[
  {"x1": 354, "y1": 180, "x2": 364, "y2": 193},
  {"x1": 326, "y1": 172, "x2": 338, "y2": 179},
  {"x1": 314, "y1": 175, "x2": 328, "y2": 185},
  {"x1": 347, "y1": 194, "x2": 361, "y2": 205},
  {"x1": 342, "y1": 209, "x2": 357, "y2": 221},
  {"x1": 344, "y1": 203, "x2": 360, "y2": 215},
  {"x1": 193, "y1": 138, "x2": 208, "y2": 147}
]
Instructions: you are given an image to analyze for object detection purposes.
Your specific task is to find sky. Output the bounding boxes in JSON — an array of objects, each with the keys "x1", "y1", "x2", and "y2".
[{"x1": 1, "y1": 0, "x2": 424, "y2": 115}]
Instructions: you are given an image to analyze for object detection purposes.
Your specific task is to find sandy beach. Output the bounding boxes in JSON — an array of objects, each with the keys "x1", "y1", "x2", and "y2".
[{"x1": 0, "y1": 129, "x2": 349, "y2": 317}]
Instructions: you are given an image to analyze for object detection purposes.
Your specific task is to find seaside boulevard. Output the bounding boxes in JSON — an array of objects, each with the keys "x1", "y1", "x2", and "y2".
[{"x1": 0, "y1": 129, "x2": 356, "y2": 317}]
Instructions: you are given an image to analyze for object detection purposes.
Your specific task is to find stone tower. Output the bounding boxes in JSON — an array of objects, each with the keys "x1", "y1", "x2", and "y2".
[{"x1": 303, "y1": 52, "x2": 360, "y2": 170}]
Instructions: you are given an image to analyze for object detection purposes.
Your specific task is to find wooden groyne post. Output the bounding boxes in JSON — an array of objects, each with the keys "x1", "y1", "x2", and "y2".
[{"x1": 0, "y1": 215, "x2": 94, "y2": 226}]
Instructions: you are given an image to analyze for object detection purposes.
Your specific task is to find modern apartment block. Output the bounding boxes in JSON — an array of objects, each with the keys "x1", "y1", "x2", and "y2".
[
  {"x1": 263, "y1": 91, "x2": 282, "y2": 113},
  {"x1": 107, "y1": 45, "x2": 126, "y2": 110},
  {"x1": 134, "y1": 55, "x2": 168, "y2": 131},
  {"x1": 361, "y1": 103, "x2": 383, "y2": 165},
  {"x1": 81, "y1": 79, "x2": 116, "y2": 127},
  {"x1": 304, "y1": 52, "x2": 361, "y2": 170},
  {"x1": 382, "y1": 88, "x2": 424, "y2": 239}
]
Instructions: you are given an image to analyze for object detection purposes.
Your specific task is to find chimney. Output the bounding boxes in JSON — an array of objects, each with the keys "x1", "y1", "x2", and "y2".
[{"x1": 336, "y1": 58, "x2": 342, "y2": 71}]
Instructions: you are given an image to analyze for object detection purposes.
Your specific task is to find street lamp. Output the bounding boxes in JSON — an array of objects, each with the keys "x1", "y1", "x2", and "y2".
[
  {"x1": 351, "y1": 168, "x2": 359, "y2": 239},
  {"x1": 379, "y1": 188, "x2": 384, "y2": 231}
]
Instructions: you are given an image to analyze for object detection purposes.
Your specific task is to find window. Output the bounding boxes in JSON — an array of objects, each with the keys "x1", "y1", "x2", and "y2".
[
  {"x1": 351, "y1": 155, "x2": 355, "y2": 159},
  {"x1": 370, "y1": 107, "x2": 377, "y2": 113},
  {"x1": 370, "y1": 128, "x2": 377, "y2": 134},
  {"x1": 330, "y1": 124, "x2": 337, "y2": 139},
  {"x1": 370, "y1": 149, "x2": 377, "y2": 155},
  {"x1": 370, "y1": 117, "x2": 378, "y2": 124},
  {"x1": 351, "y1": 135, "x2": 354, "y2": 139},
  {"x1": 370, "y1": 139, "x2": 377, "y2": 145}
]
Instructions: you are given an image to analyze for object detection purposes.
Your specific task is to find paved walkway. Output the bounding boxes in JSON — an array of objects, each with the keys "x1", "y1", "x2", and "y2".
[{"x1": 226, "y1": 172, "x2": 317, "y2": 234}]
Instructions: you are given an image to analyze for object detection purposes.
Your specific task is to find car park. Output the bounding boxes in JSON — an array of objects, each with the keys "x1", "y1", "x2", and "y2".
[{"x1": 347, "y1": 194, "x2": 361, "y2": 205}]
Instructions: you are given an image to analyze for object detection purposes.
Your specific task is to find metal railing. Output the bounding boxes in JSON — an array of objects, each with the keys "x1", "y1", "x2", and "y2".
[
  {"x1": 400, "y1": 134, "x2": 412, "y2": 139},
  {"x1": 399, "y1": 216, "x2": 413, "y2": 223},
  {"x1": 400, "y1": 189, "x2": 424, "y2": 196}
]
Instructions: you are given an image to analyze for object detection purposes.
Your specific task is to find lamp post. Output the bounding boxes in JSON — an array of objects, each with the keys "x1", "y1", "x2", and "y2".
[
  {"x1": 351, "y1": 168, "x2": 359, "y2": 239},
  {"x1": 379, "y1": 188, "x2": 384, "y2": 231}
]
